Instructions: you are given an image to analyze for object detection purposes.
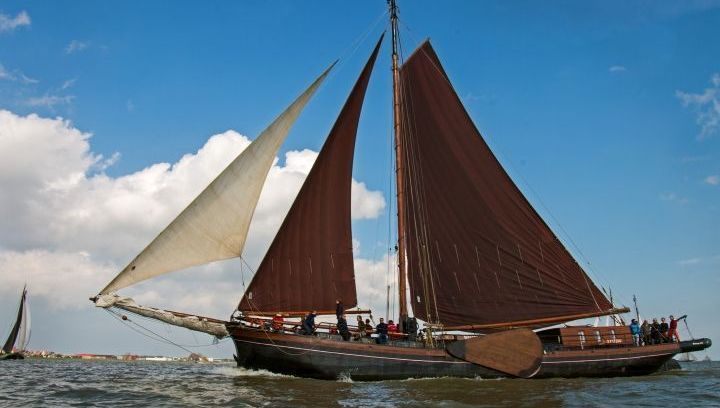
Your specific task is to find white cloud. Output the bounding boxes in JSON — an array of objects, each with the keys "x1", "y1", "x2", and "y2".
[
  {"x1": 354, "y1": 254, "x2": 399, "y2": 318},
  {"x1": 677, "y1": 254, "x2": 720, "y2": 268},
  {"x1": 65, "y1": 40, "x2": 89, "y2": 54},
  {"x1": 676, "y1": 73, "x2": 720, "y2": 140},
  {"x1": 352, "y1": 180, "x2": 385, "y2": 219},
  {"x1": 679, "y1": 155, "x2": 710, "y2": 163},
  {"x1": 24, "y1": 94, "x2": 75, "y2": 107},
  {"x1": 609, "y1": 65, "x2": 627, "y2": 73},
  {"x1": 677, "y1": 257, "x2": 702, "y2": 266},
  {"x1": 61, "y1": 78, "x2": 77, "y2": 90},
  {"x1": 705, "y1": 175, "x2": 720, "y2": 186},
  {"x1": 659, "y1": 192, "x2": 689, "y2": 204},
  {"x1": 463, "y1": 92, "x2": 480, "y2": 102},
  {"x1": 19, "y1": 73, "x2": 38, "y2": 84},
  {"x1": 126, "y1": 99, "x2": 135, "y2": 112},
  {"x1": 0, "y1": 63, "x2": 11, "y2": 80},
  {"x1": 0, "y1": 109, "x2": 386, "y2": 317},
  {"x1": 0, "y1": 249, "x2": 115, "y2": 309},
  {"x1": 0, "y1": 62, "x2": 38, "y2": 84},
  {"x1": 0, "y1": 10, "x2": 30, "y2": 32}
]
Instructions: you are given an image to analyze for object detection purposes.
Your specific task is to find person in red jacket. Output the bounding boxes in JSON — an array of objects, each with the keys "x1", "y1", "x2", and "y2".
[
  {"x1": 387, "y1": 320, "x2": 398, "y2": 333},
  {"x1": 272, "y1": 313, "x2": 284, "y2": 332},
  {"x1": 668, "y1": 315, "x2": 687, "y2": 343}
]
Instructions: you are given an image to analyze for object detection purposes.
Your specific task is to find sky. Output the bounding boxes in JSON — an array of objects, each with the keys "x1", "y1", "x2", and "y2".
[{"x1": 0, "y1": 1, "x2": 718, "y2": 360}]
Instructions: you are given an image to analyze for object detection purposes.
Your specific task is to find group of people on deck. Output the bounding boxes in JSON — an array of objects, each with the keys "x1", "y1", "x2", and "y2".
[
  {"x1": 286, "y1": 299, "x2": 402, "y2": 345},
  {"x1": 335, "y1": 300, "x2": 401, "y2": 344},
  {"x1": 355, "y1": 316, "x2": 400, "y2": 344},
  {"x1": 629, "y1": 315, "x2": 686, "y2": 346}
]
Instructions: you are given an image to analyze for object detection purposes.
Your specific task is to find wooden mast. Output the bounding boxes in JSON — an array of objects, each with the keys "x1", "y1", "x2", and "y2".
[{"x1": 388, "y1": 0, "x2": 408, "y2": 322}]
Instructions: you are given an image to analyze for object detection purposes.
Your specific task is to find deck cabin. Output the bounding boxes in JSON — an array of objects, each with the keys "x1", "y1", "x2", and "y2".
[{"x1": 537, "y1": 325, "x2": 633, "y2": 352}]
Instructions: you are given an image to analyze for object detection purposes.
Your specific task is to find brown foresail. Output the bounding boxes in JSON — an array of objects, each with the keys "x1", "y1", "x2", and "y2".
[
  {"x1": 399, "y1": 41, "x2": 613, "y2": 328},
  {"x1": 238, "y1": 36, "x2": 383, "y2": 314}
]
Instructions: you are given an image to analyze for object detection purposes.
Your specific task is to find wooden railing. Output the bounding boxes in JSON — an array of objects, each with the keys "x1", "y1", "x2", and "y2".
[{"x1": 237, "y1": 315, "x2": 409, "y2": 339}]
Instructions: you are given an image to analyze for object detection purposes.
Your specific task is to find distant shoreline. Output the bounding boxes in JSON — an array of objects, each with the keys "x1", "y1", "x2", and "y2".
[{"x1": 19, "y1": 351, "x2": 233, "y2": 363}]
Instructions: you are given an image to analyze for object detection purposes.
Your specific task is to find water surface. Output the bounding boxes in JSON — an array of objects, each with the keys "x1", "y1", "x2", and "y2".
[{"x1": 1, "y1": 359, "x2": 718, "y2": 407}]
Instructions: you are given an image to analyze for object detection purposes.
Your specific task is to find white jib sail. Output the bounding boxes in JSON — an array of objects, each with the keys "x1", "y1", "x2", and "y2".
[{"x1": 99, "y1": 63, "x2": 335, "y2": 295}]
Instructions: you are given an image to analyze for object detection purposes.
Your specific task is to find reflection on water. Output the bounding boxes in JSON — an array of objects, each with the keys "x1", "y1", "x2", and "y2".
[{"x1": 0, "y1": 360, "x2": 717, "y2": 407}]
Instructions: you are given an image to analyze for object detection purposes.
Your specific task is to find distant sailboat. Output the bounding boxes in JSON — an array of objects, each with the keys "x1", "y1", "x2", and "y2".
[
  {"x1": 1, "y1": 286, "x2": 30, "y2": 360},
  {"x1": 676, "y1": 352, "x2": 697, "y2": 363},
  {"x1": 92, "y1": 0, "x2": 712, "y2": 380}
]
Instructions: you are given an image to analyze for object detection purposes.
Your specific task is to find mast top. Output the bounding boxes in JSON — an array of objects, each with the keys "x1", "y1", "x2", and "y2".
[{"x1": 388, "y1": 0, "x2": 400, "y2": 56}]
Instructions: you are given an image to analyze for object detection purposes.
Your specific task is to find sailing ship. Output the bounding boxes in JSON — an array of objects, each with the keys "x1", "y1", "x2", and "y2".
[
  {"x1": 1, "y1": 286, "x2": 30, "y2": 361},
  {"x1": 92, "y1": 1, "x2": 712, "y2": 380},
  {"x1": 676, "y1": 352, "x2": 697, "y2": 363}
]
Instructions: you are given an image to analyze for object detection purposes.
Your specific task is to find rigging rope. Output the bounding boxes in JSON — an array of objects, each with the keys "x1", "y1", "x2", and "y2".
[
  {"x1": 104, "y1": 309, "x2": 229, "y2": 353},
  {"x1": 326, "y1": 10, "x2": 388, "y2": 85},
  {"x1": 395, "y1": 22, "x2": 442, "y2": 328},
  {"x1": 683, "y1": 318, "x2": 695, "y2": 340},
  {"x1": 383, "y1": 78, "x2": 399, "y2": 322}
]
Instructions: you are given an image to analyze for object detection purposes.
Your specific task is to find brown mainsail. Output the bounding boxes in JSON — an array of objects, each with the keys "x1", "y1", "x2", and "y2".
[
  {"x1": 398, "y1": 41, "x2": 614, "y2": 329},
  {"x1": 238, "y1": 35, "x2": 384, "y2": 314}
]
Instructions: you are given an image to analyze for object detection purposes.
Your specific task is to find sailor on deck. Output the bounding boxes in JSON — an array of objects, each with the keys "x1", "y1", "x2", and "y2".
[
  {"x1": 668, "y1": 315, "x2": 687, "y2": 343},
  {"x1": 336, "y1": 299, "x2": 344, "y2": 321},
  {"x1": 650, "y1": 318, "x2": 661, "y2": 344},
  {"x1": 302, "y1": 311, "x2": 317, "y2": 335},
  {"x1": 376, "y1": 318, "x2": 389, "y2": 344},
  {"x1": 641, "y1": 320, "x2": 651, "y2": 346},
  {"x1": 337, "y1": 314, "x2": 351, "y2": 341},
  {"x1": 659, "y1": 317, "x2": 669, "y2": 343},
  {"x1": 272, "y1": 313, "x2": 284, "y2": 332},
  {"x1": 629, "y1": 319, "x2": 640, "y2": 346},
  {"x1": 365, "y1": 318, "x2": 373, "y2": 337},
  {"x1": 356, "y1": 316, "x2": 366, "y2": 339}
]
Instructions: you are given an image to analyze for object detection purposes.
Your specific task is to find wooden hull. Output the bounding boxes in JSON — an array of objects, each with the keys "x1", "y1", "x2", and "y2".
[
  {"x1": 537, "y1": 343, "x2": 679, "y2": 378},
  {"x1": 230, "y1": 328, "x2": 691, "y2": 381}
]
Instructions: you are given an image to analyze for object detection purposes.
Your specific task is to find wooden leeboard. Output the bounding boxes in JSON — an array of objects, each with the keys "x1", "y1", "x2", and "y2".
[{"x1": 445, "y1": 329, "x2": 543, "y2": 378}]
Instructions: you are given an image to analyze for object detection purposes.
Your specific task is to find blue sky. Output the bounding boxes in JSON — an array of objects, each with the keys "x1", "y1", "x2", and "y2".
[{"x1": 1, "y1": 1, "x2": 719, "y2": 359}]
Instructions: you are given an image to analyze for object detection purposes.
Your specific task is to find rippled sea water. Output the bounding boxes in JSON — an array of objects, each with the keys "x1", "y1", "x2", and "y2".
[{"x1": 1, "y1": 359, "x2": 718, "y2": 407}]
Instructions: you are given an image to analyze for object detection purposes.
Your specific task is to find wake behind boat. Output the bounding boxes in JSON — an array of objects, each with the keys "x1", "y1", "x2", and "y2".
[{"x1": 92, "y1": 0, "x2": 711, "y2": 380}]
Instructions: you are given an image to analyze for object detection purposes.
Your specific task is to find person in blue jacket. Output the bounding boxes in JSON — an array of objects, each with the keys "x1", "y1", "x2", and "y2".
[{"x1": 629, "y1": 319, "x2": 641, "y2": 346}]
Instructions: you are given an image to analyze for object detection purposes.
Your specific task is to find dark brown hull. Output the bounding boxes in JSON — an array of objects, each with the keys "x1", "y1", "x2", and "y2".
[
  {"x1": 537, "y1": 343, "x2": 680, "y2": 378},
  {"x1": 230, "y1": 328, "x2": 689, "y2": 381}
]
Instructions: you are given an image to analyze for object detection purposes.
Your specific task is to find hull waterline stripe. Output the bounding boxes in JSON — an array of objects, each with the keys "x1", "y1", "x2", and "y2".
[
  {"x1": 235, "y1": 338, "x2": 470, "y2": 364},
  {"x1": 543, "y1": 351, "x2": 675, "y2": 364}
]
